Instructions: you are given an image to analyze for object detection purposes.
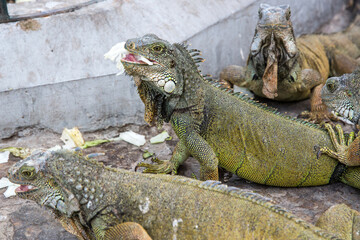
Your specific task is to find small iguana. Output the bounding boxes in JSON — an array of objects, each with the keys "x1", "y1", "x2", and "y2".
[
  {"x1": 8, "y1": 150, "x2": 360, "y2": 239},
  {"x1": 220, "y1": 4, "x2": 360, "y2": 122},
  {"x1": 321, "y1": 68, "x2": 360, "y2": 126},
  {"x1": 105, "y1": 34, "x2": 360, "y2": 186}
]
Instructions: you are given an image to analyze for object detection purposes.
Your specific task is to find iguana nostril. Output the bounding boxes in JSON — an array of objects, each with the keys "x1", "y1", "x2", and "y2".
[{"x1": 128, "y1": 42, "x2": 135, "y2": 50}]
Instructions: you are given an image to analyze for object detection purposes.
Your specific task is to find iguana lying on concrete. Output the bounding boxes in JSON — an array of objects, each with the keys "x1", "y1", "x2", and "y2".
[
  {"x1": 105, "y1": 34, "x2": 360, "y2": 186},
  {"x1": 321, "y1": 68, "x2": 360, "y2": 126},
  {"x1": 8, "y1": 150, "x2": 360, "y2": 239},
  {"x1": 220, "y1": 4, "x2": 360, "y2": 122}
]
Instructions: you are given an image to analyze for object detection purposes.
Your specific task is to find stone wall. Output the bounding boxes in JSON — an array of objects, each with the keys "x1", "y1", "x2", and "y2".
[{"x1": 0, "y1": 0, "x2": 346, "y2": 138}]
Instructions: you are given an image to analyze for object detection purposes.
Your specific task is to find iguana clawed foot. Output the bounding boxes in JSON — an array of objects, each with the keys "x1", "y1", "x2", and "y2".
[
  {"x1": 299, "y1": 109, "x2": 339, "y2": 124},
  {"x1": 319, "y1": 124, "x2": 359, "y2": 166},
  {"x1": 136, "y1": 158, "x2": 177, "y2": 175}
]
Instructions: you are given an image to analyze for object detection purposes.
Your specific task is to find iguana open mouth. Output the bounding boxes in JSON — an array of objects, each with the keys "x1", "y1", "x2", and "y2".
[
  {"x1": 121, "y1": 53, "x2": 158, "y2": 65},
  {"x1": 15, "y1": 184, "x2": 38, "y2": 193},
  {"x1": 104, "y1": 42, "x2": 159, "y2": 75}
]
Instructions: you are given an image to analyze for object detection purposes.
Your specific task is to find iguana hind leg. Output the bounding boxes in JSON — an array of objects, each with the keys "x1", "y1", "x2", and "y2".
[
  {"x1": 320, "y1": 124, "x2": 360, "y2": 166},
  {"x1": 315, "y1": 204, "x2": 360, "y2": 240},
  {"x1": 104, "y1": 222, "x2": 152, "y2": 240}
]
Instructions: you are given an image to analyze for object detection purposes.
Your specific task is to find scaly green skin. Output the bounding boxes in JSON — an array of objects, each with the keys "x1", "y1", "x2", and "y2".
[
  {"x1": 220, "y1": 4, "x2": 360, "y2": 122},
  {"x1": 8, "y1": 150, "x2": 360, "y2": 239},
  {"x1": 321, "y1": 68, "x2": 360, "y2": 126},
  {"x1": 106, "y1": 34, "x2": 360, "y2": 189}
]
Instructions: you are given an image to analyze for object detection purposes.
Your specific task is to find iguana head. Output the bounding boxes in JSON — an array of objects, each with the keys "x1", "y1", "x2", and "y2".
[
  {"x1": 105, "y1": 34, "x2": 191, "y2": 96},
  {"x1": 250, "y1": 4, "x2": 298, "y2": 99},
  {"x1": 321, "y1": 68, "x2": 360, "y2": 125},
  {"x1": 8, "y1": 151, "x2": 80, "y2": 217},
  {"x1": 105, "y1": 34, "x2": 201, "y2": 126}
]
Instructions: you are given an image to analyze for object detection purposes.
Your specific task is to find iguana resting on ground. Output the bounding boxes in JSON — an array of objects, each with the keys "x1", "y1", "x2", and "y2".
[
  {"x1": 8, "y1": 150, "x2": 360, "y2": 240},
  {"x1": 220, "y1": 4, "x2": 360, "y2": 122},
  {"x1": 105, "y1": 34, "x2": 360, "y2": 186},
  {"x1": 321, "y1": 68, "x2": 360, "y2": 127}
]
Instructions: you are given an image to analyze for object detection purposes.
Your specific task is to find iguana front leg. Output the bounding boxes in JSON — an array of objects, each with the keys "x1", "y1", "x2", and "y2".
[
  {"x1": 299, "y1": 69, "x2": 337, "y2": 123},
  {"x1": 138, "y1": 115, "x2": 219, "y2": 180},
  {"x1": 55, "y1": 213, "x2": 93, "y2": 240},
  {"x1": 91, "y1": 212, "x2": 151, "y2": 240},
  {"x1": 320, "y1": 123, "x2": 360, "y2": 166},
  {"x1": 137, "y1": 139, "x2": 190, "y2": 175}
]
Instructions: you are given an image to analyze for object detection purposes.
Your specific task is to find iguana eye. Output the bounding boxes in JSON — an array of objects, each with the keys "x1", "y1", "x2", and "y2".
[
  {"x1": 326, "y1": 80, "x2": 338, "y2": 93},
  {"x1": 21, "y1": 170, "x2": 34, "y2": 178},
  {"x1": 152, "y1": 45, "x2": 163, "y2": 52}
]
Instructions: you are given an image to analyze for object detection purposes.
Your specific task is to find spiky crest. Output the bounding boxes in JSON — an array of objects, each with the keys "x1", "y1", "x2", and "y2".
[{"x1": 170, "y1": 177, "x2": 341, "y2": 240}]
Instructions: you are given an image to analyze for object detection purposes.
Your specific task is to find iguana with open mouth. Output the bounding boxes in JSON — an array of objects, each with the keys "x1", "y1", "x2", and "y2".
[
  {"x1": 105, "y1": 34, "x2": 360, "y2": 187},
  {"x1": 8, "y1": 150, "x2": 360, "y2": 240},
  {"x1": 220, "y1": 4, "x2": 360, "y2": 122}
]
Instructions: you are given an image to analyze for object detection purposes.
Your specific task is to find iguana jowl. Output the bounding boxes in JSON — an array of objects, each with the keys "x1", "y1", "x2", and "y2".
[
  {"x1": 220, "y1": 4, "x2": 360, "y2": 122},
  {"x1": 105, "y1": 34, "x2": 360, "y2": 187},
  {"x1": 8, "y1": 150, "x2": 360, "y2": 240}
]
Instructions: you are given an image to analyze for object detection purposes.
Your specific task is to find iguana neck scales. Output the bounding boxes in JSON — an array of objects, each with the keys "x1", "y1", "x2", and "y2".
[
  {"x1": 8, "y1": 150, "x2": 360, "y2": 240},
  {"x1": 105, "y1": 34, "x2": 360, "y2": 188}
]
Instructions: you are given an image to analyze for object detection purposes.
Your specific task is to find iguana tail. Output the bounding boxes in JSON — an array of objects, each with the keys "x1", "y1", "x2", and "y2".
[{"x1": 340, "y1": 166, "x2": 360, "y2": 189}]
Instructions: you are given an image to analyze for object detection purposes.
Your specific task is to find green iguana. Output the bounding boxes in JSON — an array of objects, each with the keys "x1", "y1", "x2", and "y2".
[
  {"x1": 321, "y1": 68, "x2": 360, "y2": 126},
  {"x1": 104, "y1": 34, "x2": 360, "y2": 186},
  {"x1": 7, "y1": 150, "x2": 360, "y2": 239},
  {"x1": 220, "y1": 4, "x2": 360, "y2": 122}
]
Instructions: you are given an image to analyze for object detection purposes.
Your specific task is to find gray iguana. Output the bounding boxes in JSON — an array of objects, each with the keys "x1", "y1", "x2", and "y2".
[
  {"x1": 104, "y1": 34, "x2": 360, "y2": 186},
  {"x1": 320, "y1": 68, "x2": 360, "y2": 166},
  {"x1": 8, "y1": 150, "x2": 360, "y2": 240},
  {"x1": 322, "y1": 68, "x2": 360, "y2": 126},
  {"x1": 220, "y1": 4, "x2": 360, "y2": 122}
]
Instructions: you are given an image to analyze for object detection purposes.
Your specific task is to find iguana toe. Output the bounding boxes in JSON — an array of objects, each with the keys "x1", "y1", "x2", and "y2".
[
  {"x1": 299, "y1": 110, "x2": 338, "y2": 124},
  {"x1": 136, "y1": 159, "x2": 176, "y2": 174}
]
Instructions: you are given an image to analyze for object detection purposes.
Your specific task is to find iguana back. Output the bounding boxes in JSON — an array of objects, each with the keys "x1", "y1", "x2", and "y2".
[{"x1": 9, "y1": 151, "x2": 358, "y2": 240}]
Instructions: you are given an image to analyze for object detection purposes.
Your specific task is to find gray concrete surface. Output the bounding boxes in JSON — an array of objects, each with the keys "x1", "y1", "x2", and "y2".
[{"x1": 0, "y1": 0, "x2": 347, "y2": 138}]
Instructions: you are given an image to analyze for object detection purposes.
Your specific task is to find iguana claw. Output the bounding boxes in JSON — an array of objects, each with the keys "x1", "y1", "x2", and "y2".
[
  {"x1": 136, "y1": 158, "x2": 177, "y2": 175},
  {"x1": 299, "y1": 110, "x2": 339, "y2": 124},
  {"x1": 319, "y1": 124, "x2": 358, "y2": 166}
]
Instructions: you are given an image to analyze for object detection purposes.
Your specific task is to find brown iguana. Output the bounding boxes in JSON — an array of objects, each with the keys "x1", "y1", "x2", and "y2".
[
  {"x1": 7, "y1": 150, "x2": 360, "y2": 239},
  {"x1": 104, "y1": 34, "x2": 360, "y2": 186},
  {"x1": 220, "y1": 4, "x2": 360, "y2": 122}
]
